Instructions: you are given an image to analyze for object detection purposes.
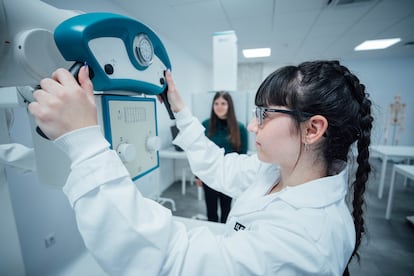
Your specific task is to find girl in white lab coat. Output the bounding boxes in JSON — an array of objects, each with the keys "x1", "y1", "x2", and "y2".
[{"x1": 29, "y1": 60, "x2": 373, "y2": 275}]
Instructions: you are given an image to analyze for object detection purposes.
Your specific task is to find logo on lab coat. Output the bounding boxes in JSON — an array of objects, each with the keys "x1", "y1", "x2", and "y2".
[{"x1": 234, "y1": 222, "x2": 246, "y2": 231}]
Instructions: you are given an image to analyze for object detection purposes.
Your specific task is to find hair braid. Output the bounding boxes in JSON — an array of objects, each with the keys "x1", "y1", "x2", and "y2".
[{"x1": 343, "y1": 69, "x2": 373, "y2": 263}]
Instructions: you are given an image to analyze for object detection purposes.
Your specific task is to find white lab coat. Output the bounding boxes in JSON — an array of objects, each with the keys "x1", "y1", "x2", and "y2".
[{"x1": 56, "y1": 107, "x2": 355, "y2": 276}]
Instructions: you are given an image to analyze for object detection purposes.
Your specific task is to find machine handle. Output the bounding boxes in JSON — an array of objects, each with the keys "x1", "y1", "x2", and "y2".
[
  {"x1": 159, "y1": 70, "x2": 175, "y2": 120},
  {"x1": 160, "y1": 87, "x2": 175, "y2": 120},
  {"x1": 36, "y1": 61, "x2": 94, "y2": 139}
]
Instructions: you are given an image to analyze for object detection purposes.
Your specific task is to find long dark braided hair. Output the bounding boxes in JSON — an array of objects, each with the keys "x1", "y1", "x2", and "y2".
[{"x1": 255, "y1": 60, "x2": 373, "y2": 275}]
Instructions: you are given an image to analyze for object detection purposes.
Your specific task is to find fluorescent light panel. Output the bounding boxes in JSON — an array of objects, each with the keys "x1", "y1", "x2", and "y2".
[
  {"x1": 354, "y1": 38, "x2": 401, "y2": 51},
  {"x1": 242, "y1": 48, "x2": 271, "y2": 58}
]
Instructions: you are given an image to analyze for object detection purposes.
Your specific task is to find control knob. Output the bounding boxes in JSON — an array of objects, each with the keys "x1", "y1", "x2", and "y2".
[
  {"x1": 146, "y1": 136, "x2": 161, "y2": 152},
  {"x1": 117, "y1": 143, "x2": 136, "y2": 163}
]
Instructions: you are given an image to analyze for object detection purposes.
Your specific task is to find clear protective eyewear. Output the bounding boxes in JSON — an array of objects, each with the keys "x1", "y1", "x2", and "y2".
[{"x1": 253, "y1": 106, "x2": 313, "y2": 126}]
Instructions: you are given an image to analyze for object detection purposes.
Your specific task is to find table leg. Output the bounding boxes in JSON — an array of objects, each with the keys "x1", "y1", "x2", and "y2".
[
  {"x1": 403, "y1": 159, "x2": 410, "y2": 187},
  {"x1": 385, "y1": 166, "x2": 397, "y2": 219},
  {"x1": 378, "y1": 157, "x2": 388, "y2": 199},
  {"x1": 181, "y1": 168, "x2": 186, "y2": 195},
  {"x1": 198, "y1": 186, "x2": 203, "y2": 201}
]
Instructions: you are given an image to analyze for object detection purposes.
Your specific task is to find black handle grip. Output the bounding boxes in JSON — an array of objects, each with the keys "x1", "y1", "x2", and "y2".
[
  {"x1": 35, "y1": 126, "x2": 50, "y2": 140},
  {"x1": 68, "y1": 61, "x2": 84, "y2": 82},
  {"x1": 36, "y1": 62, "x2": 93, "y2": 140},
  {"x1": 160, "y1": 89, "x2": 175, "y2": 120},
  {"x1": 161, "y1": 70, "x2": 175, "y2": 120}
]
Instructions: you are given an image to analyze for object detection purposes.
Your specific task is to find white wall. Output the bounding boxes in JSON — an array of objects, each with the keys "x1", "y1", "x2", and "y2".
[
  {"x1": 238, "y1": 63, "x2": 266, "y2": 151},
  {"x1": 343, "y1": 57, "x2": 414, "y2": 146},
  {"x1": 2, "y1": 1, "x2": 212, "y2": 275}
]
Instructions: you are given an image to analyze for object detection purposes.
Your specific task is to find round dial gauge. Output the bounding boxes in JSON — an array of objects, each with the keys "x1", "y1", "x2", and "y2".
[{"x1": 134, "y1": 34, "x2": 154, "y2": 67}]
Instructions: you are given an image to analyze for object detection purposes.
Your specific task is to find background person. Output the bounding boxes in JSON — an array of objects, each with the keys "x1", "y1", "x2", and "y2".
[{"x1": 195, "y1": 91, "x2": 248, "y2": 223}]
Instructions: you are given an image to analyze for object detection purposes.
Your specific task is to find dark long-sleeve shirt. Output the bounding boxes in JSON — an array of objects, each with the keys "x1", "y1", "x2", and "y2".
[{"x1": 201, "y1": 118, "x2": 248, "y2": 154}]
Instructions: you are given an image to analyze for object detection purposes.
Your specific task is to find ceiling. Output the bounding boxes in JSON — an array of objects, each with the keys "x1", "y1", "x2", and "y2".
[{"x1": 109, "y1": 0, "x2": 414, "y2": 65}]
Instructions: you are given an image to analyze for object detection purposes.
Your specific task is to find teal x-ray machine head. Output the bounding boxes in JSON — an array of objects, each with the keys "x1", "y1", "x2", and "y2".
[{"x1": 52, "y1": 12, "x2": 173, "y2": 182}]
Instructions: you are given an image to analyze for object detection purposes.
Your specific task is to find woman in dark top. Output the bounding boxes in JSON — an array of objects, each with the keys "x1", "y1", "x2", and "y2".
[{"x1": 195, "y1": 91, "x2": 248, "y2": 223}]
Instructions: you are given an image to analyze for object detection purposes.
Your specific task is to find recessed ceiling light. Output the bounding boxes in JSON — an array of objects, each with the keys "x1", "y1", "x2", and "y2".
[
  {"x1": 242, "y1": 48, "x2": 271, "y2": 58},
  {"x1": 354, "y1": 38, "x2": 401, "y2": 51}
]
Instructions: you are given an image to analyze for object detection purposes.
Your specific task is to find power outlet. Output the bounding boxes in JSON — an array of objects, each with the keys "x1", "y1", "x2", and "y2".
[{"x1": 44, "y1": 233, "x2": 56, "y2": 248}]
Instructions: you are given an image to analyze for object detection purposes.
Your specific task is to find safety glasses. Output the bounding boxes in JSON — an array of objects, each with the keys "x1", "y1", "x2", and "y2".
[{"x1": 253, "y1": 106, "x2": 314, "y2": 126}]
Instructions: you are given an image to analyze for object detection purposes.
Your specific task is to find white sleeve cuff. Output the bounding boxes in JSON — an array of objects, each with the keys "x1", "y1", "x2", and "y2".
[
  {"x1": 172, "y1": 107, "x2": 205, "y2": 150},
  {"x1": 174, "y1": 107, "x2": 194, "y2": 130},
  {"x1": 54, "y1": 126, "x2": 110, "y2": 167}
]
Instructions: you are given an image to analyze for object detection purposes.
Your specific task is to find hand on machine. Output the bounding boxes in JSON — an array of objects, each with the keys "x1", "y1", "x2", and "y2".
[{"x1": 35, "y1": 61, "x2": 95, "y2": 139}]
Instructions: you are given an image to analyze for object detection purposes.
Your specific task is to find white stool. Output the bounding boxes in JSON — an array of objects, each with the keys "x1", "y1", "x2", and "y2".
[{"x1": 156, "y1": 197, "x2": 176, "y2": 211}]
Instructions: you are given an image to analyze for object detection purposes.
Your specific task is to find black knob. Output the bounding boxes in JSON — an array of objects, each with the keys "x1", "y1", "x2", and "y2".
[{"x1": 104, "y1": 64, "x2": 114, "y2": 75}]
